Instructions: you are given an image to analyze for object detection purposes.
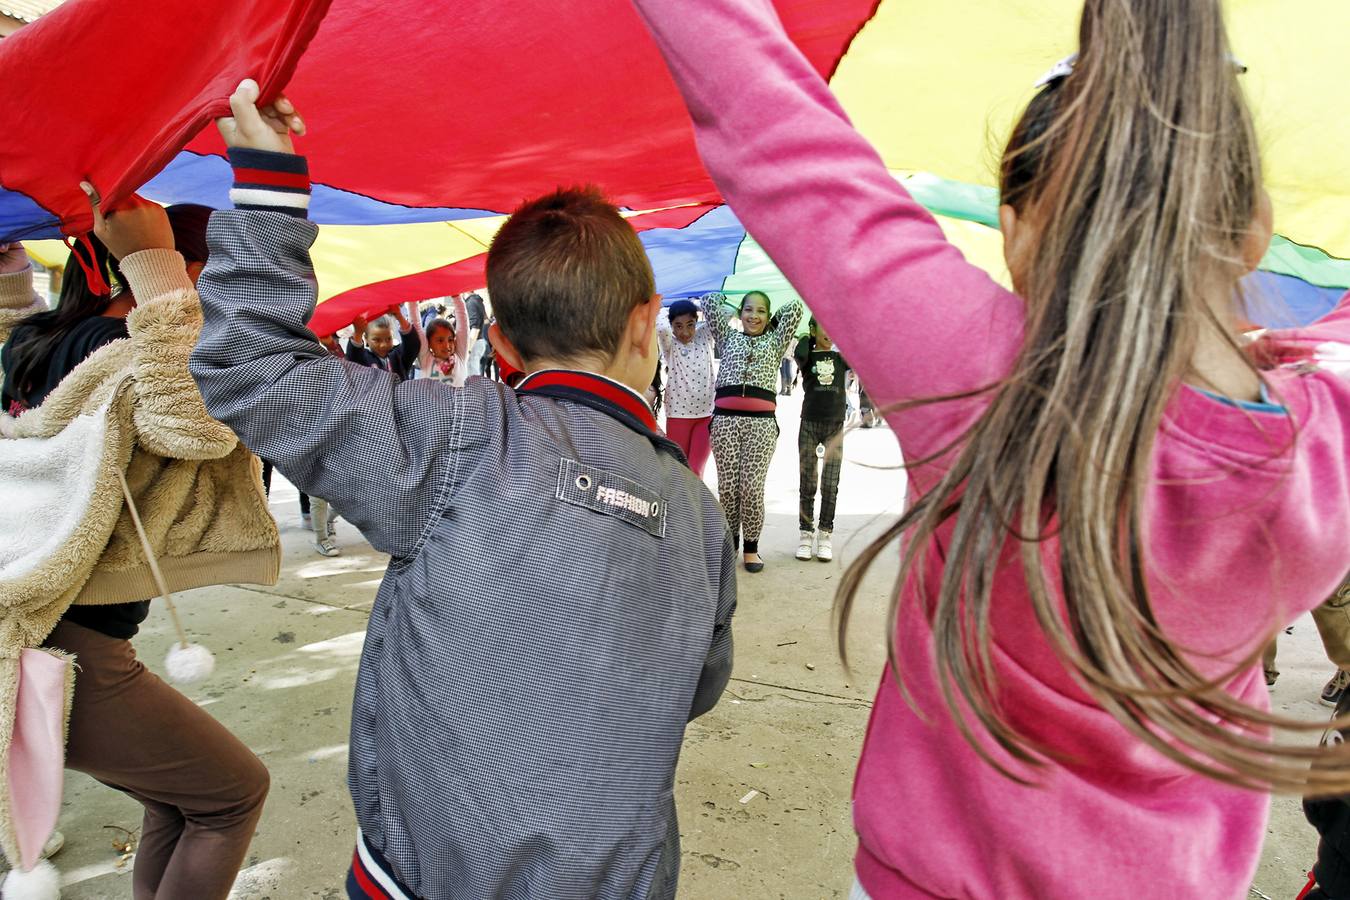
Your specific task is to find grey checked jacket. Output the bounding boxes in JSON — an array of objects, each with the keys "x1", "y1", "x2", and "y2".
[{"x1": 190, "y1": 210, "x2": 736, "y2": 900}]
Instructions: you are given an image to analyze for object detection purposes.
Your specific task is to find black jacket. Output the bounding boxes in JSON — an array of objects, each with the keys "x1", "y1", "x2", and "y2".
[{"x1": 345, "y1": 327, "x2": 420, "y2": 381}]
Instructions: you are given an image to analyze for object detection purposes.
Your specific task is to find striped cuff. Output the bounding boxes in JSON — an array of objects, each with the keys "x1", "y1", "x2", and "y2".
[{"x1": 228, "y1": 148, "x2": 311, "y2": 217}]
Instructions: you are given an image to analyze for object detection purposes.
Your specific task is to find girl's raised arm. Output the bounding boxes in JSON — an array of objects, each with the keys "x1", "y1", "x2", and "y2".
[
  {"x1": 451, "y1": 295, "x2": 470, "y2": 364},
  {"x1": 655, "y1": 305, "x2": 674, "y2": 357},
  {"x1": 771, "y1": 298, "x2": 804, "y2": 357},
  {"x1": 412, "y1": 303, "x2": 432, "y2": 377},
  {"x1": 699, "y1": 292, "x2": 735, "y2": 350},
  {"x1": 632, "y1": 0, "x2": 1025, "y2": 451}
]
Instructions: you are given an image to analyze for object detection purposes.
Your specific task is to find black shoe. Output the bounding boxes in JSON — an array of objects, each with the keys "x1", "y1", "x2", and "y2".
[
  {"x1": 1321, "y1": 670, "x2": 1350, "y2": 707},
  {"x1": 745, "y1": 561, "x2": 764, "y2": 573}
]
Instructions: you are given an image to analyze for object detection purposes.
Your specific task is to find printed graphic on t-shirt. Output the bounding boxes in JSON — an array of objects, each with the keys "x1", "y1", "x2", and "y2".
[{"x1": 814, "y1": 356, "x2": 838, "y2": 387}]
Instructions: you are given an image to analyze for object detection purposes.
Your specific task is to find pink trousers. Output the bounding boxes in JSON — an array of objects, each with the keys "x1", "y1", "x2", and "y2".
[{"x1": 666, "y1": 416, "x2": 712, "y2": 475}]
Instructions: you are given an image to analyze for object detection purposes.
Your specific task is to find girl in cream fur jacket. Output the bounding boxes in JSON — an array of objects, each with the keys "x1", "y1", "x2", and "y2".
[{"x1": 0, "y1": 196, "x2": 280, "y2": 900}]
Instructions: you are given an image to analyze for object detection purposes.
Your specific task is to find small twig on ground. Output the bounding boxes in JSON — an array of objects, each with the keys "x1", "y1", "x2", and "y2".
[
  {"x1": 103, "y1": 824, "x2": 139, "y2": 867},
  {"x1": 102, "y1": 824, "x2": 138, "y2": 849},
  {"x1": 726, "y1": 688, "x2": 871, "y2": 709}
]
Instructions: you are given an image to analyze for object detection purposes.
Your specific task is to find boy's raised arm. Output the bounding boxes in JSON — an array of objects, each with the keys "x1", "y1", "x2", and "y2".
[
  {"x1": 189, "y1": 81, "x2": 460, "y2": 559},
  {"x1": 630, "y1": 0, "x2": 1025, "y2": 447},
  {"x1": 395, "y1": 302, "x2": 421, "y2": 372}
]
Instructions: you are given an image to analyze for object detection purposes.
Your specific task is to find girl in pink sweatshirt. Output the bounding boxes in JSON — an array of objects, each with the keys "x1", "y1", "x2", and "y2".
[{"x1": 631, "y1": 0, "x2": 1350, "y2": 897}]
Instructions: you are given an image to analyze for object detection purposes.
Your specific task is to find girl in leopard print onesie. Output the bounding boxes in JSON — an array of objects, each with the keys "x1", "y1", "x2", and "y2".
[{"x1": 701, "y1": 290, "x2": 804, "y2": 572}]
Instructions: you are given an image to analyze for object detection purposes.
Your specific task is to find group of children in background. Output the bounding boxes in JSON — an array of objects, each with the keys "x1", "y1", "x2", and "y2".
[
  {"x1": 313, "y1": 285, "x2": 863, "y2": 570},
  {"x1": 655, "y1": 291, "x2": 861, "y2": 569}
]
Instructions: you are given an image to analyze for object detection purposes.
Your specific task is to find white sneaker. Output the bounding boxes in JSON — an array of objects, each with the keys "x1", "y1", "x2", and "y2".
[
  {"x1": 796, "y1": 531, "x2": 815, "y2": 561},
  {"x1": 313, "y1": 538, "x2": 341, "y2": 557},
  {"x1": 816, "y1": 531, "x2": 833, "y2": 562}
]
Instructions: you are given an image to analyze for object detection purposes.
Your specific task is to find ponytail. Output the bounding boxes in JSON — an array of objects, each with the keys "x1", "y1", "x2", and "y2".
[{"x1": 835, "y1": 0, "x2": 1339, "y2": 792}]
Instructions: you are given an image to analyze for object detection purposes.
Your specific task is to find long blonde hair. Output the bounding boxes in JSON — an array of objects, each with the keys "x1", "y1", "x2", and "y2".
[{"x1": 837, "y1": 0, "x2": 1346, "y2": 792}]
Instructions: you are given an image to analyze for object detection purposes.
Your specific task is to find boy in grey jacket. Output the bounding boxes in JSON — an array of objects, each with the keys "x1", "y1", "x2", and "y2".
[{"x1": 190, "y1": 80, "x2": 735, "y2": 900}]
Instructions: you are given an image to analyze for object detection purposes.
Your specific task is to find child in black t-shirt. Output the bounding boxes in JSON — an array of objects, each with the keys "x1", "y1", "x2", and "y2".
[{"x1": 794, "y1": 318, "x2": 850, "y2": 561}]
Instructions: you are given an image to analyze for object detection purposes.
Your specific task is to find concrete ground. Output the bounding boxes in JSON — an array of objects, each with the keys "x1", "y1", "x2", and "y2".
[{"x1": 46, "y1": 393, "x2": 1331, "y2": 899}]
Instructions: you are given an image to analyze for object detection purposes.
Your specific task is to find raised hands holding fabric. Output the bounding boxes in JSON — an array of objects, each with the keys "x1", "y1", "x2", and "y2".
[
  {"x1": 0, "y1": 243, "x2": 28, "y2": 275},
  {"x1": 352, "y1": 315, "x2": 369, "y2": 341},
  {"x1": 392, "y1": 302, "x2": 414, "y2": 333},
  {"x1": 78, "y1": 185, "x2": 174, "y2": 261},
  {"x1": 215, "y1": 78, "x2": 306, "y2": 153}
]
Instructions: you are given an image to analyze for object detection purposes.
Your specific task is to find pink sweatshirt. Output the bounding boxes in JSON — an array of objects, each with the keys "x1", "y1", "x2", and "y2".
[{"x1": 631, "y1": 1, "x2": 1350, "y2": 897}]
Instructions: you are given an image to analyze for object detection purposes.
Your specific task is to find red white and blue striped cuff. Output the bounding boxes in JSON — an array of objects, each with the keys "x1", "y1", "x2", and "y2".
[
  {"x1": 228, "y1": 148, "x2": 311, "y2": 217},
  {"x1": 346, "y1": 829, "x2": 414, "y2": 900}
]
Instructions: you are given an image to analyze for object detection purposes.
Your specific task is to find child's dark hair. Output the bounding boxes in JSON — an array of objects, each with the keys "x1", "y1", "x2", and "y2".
[
  {"x1": 425, "y1": 318, "x2": 454, "y2": 343},
  {"x1": 165, "y1": 204, "x2": 213, "y2": 265},
  {"x1": 5, "y1": 235, "x2": 123, "y2": 406},
  {"x1": 668, "y1": 299, "x2": 699, "y2": 321},
  {"x1": 740, "y1": 290, "x2": 770, "y2": 314},
  {"x1": 486, "y1": 186, "x2": 654, "y2": 362}
]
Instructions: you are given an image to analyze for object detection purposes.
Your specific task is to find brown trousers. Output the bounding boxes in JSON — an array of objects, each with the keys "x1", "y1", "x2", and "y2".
[
  {"x1": 46, "y1": 621, "x2": 269, "y2": 900},
  {"x1": 1264, "y1": 580, "x2": 1350, "y2": 676}
]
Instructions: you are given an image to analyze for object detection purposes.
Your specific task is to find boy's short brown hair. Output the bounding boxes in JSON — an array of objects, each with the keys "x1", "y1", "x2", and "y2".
[{"x1": 487, "y1": 186, "x2": 654, "y2": 362}]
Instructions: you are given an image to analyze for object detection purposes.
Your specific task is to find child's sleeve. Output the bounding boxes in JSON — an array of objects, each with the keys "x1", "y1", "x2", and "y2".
[
  {"x1": 696, "y1": 319, "x2": 716, "y2": 354},
  {"x1": 452, "y1": 296, "x2": 470, "y2": 364},
  {"x1": 655, "y1": 306, "x2": 674, "y2": 356},
  {"x1": 117, "y1": 249, "x2": 239, "y2": 461},
  {"x1": 630, "y1": 0, "x2": 1025, "y2": 459},
  {"x1": 345, "y1": 339, "x2": 373, "y2": 367},
  {"x1": 772, "y1": 299, "x2": 804, "y2": 357},
  {"x1": 190, "y1": 151, "x2": 463, "y2": 559},
  {"x1": 398, "y1": 307, "x2": 422, "y2": 374},
  {"x1": 699, "y1": 292, "x2": 734, "y2": 349},
  {"x1": 0, "y1": 263, "x2": 47, "y2": 404},
  {"x1": 412, "y1": 306, "x2": 431, "y2": 376},
  {"x1": 689, "y1": 535, "x2": 737, "y2": 720},
  {"x1": 0, "y1": 264, "x2": 46, "y2": 350}
]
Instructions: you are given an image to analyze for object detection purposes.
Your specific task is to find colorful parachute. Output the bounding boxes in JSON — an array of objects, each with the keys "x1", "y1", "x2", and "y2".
[{"x1": 2, "y1": 0, "x2": 1346, "y2": 331}]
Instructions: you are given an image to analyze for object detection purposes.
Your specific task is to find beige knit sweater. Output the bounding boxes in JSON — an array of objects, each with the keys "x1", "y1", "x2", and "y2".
[{"x1": 0, "y1": 249, "x2": 281, "y2": 868}]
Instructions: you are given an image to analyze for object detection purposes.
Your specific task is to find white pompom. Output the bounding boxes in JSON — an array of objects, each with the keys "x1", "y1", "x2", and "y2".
[
  {"x1": 2, "y1": 860, "x2": 60, "y2": 900},
  {"x1": 164, "y1": 642, "x2": 216, "y2": 684}
]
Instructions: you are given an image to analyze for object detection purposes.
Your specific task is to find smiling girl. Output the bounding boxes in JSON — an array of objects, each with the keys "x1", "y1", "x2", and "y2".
[{"x1": 701, "y1": 290, "x2": 803, "y2": 571}]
